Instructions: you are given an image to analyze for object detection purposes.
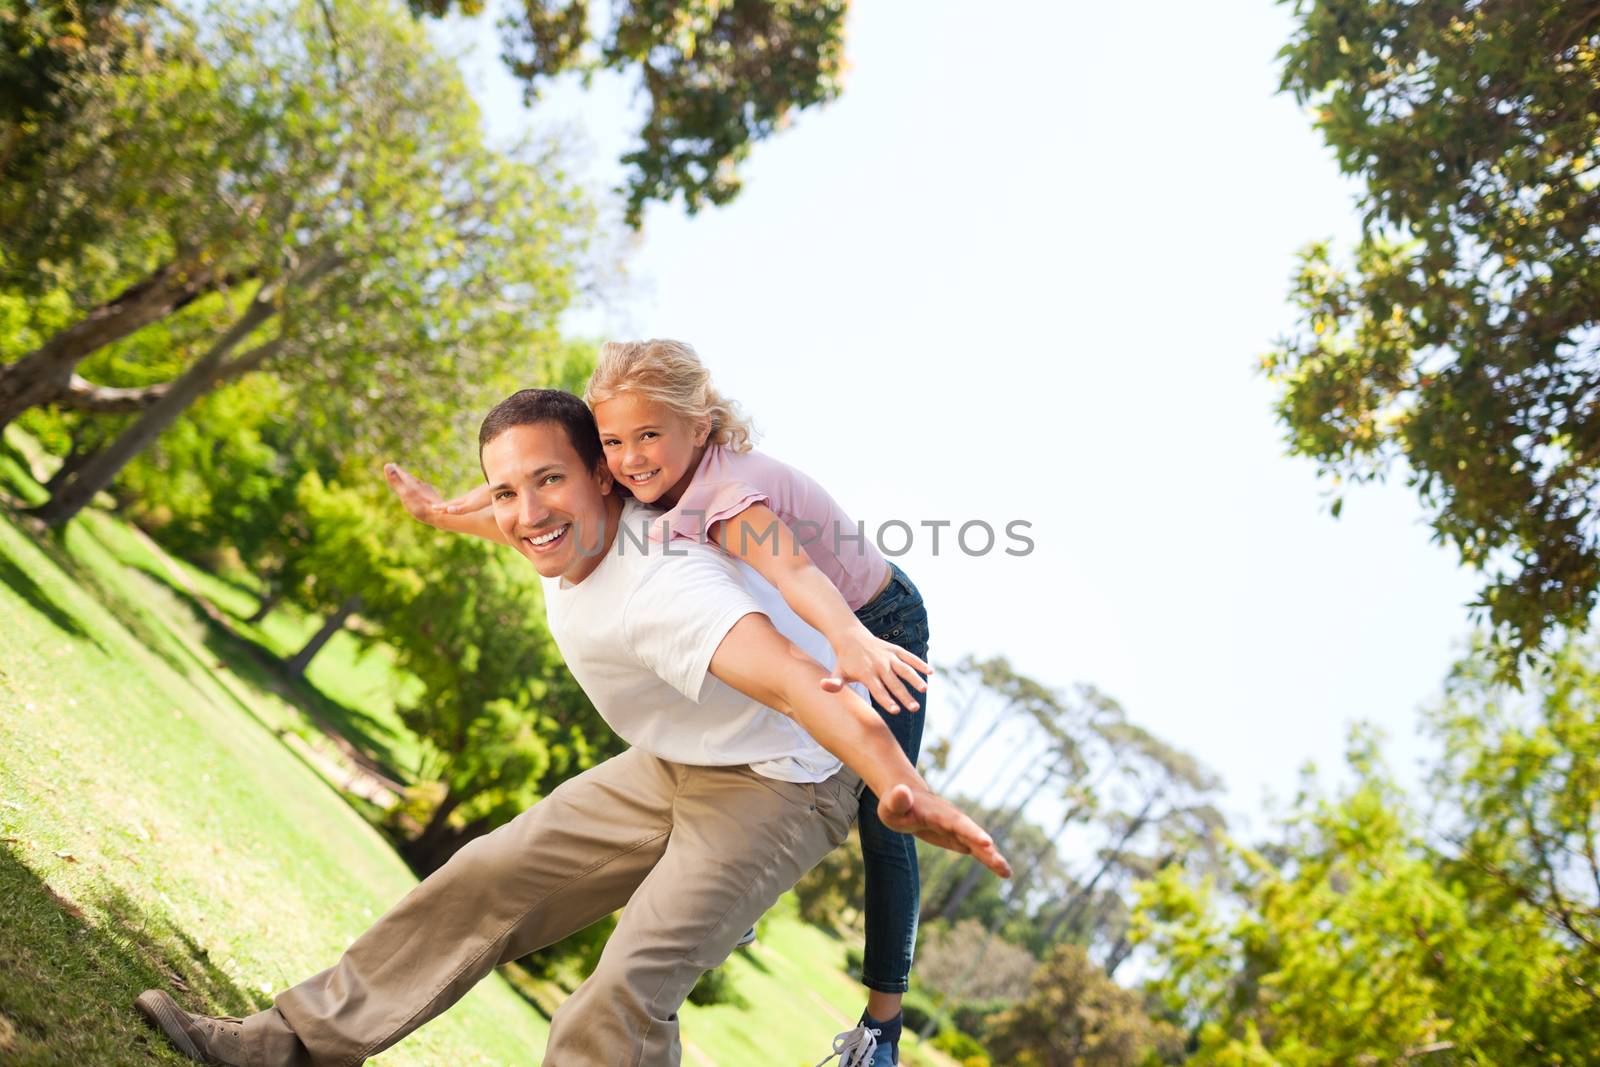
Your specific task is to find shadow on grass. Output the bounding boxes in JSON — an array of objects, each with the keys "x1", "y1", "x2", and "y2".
[
  {"x1": 0, "y1": 436, "x2": 48, "y2": 508},
  {"x1": 737, "y1": 947, "x2": 773, "y2": 976},
  {"x1": 120, "y1": 563, "x2": 414, "y2": 784},
  {"x1": 195, "y1": 614, "x2": 414, "y2": 784},
  {"x1": 125, "y1": 541, "x2": 263, "y2": 604},
  {"x1": 0, "y1": 550, "x2": 89, "y2": 643},
  {"x1": 42, "y1": 514, "x2": 414, "y2": 786},
  {"x1": 34, "y1": 522, "x2": 192, "y2": 678},
  {"x1": 0, "y1": 844, "x2": 270, "y2": 1067}
]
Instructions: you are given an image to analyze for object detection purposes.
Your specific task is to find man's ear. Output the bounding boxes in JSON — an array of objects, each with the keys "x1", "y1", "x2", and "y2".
[{"x1": 594, "y1": 461, "x2": 615, "y2": 495}]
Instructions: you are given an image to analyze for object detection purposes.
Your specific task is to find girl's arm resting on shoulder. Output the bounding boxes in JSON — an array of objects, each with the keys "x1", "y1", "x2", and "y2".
[
  {"x1": 706, "y1": 612, "x2": 1010, "y2": 877},
  {"x1": 713, "y1": 504, "x2": 930, "y2": 712}
]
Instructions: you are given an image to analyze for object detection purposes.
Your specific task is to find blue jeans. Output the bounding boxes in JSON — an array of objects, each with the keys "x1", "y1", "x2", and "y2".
[{"x1": 851, "y1": 562, "x2": 929, "y2": 994}]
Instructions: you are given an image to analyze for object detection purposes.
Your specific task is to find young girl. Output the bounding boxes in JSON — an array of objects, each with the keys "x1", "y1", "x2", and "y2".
[{"x1": 428, "y1": 340, "x2": 930, "y2": 1067}]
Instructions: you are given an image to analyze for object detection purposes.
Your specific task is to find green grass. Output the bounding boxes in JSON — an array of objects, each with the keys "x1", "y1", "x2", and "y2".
[
  {"x1": 0, "y1": 457, "x2": 545, "y2": 1065},
  {"x1": 0, "y1": 429, "x2": 957, "y2": 1066},
  {"x1": 680, "y1": 901, "x2": 952, "y2": 1067},
  {"x1": 97, "y1": 522, "x2": 427, "y2": 783}
]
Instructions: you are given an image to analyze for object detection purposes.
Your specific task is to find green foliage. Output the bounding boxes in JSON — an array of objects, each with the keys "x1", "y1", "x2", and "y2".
[
  {"x1": 686, "y1": 963, "x2": 747, "y2": 1009},
  {"x1": 386, "y1": 527, "x2": 617, "y2": 833},
  {"x1": 1427, "y1": 633, "x2": 1600, "y2": 990},
  {"x1": 931, "y1": 1025, "x2": 991, "y2": 1065},
  {"x1": 6, "y1": 0, "x2": 594, "y2": 500},
  {"x1": 922, "y1": 655, "x2": 1224, "y2": 965},
  {"x1": 984, "y1": 944, "x2": 1181, "y2": 1067},
  {"x1": 793, "y1": 824, "x2": 863, "y2": 926},
  {"x1": 0, "y1": 0, "x2": 164, "y2": 295},
  {"x1": 116, "y1": 370, "x2": 301, "y2": 572},
  {"x1": 898, "y1": 986, "x2": 941, "y2": 1036},
  {"x1": 408, "y1": 0, "x2": 849, "y2": 226},
  {"x1": 949, "y1": 996, "x2": 1015, "y2": 1044},
  {"x1": 0, "y1": 452, "x2": 554, "y2": 1064},
  {"x1": 517, "y1": 913, "x2": 617, "y2": 986},
  {"x1": 1133, "y1": 706, "x2": 1598, "y2": 1066},
  {"x1": 1263, "y1": 1, "x2": 1600, "y2": 682}
]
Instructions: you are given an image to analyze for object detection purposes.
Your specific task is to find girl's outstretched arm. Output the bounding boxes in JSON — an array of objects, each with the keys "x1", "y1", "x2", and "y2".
[
  {"x1": 383, "y1": 463, "x2": 514, "y2": 546},
  {"x1": 712, "y1": 504, "x2": 931, "y2": 714}
]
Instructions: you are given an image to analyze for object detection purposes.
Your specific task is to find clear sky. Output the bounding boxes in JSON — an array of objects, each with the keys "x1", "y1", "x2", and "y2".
[{"x1": 430, "y1": 1, "x2": 1487, "y2": 834}]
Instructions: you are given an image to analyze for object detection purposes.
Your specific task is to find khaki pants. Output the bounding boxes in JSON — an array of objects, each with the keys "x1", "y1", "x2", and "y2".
[{"x1": 240, "y1": 747, "x2": 861, "y2": 1067}]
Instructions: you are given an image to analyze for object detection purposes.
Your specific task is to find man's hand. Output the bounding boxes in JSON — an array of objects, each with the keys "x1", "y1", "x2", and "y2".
[
  {"x1": 384, "y1": 463, "x2": 444, "y2": 526},
  {"x1": 384, "y1": 463, "x2": 512, "y2": 545},
  {"x1": 432, "y1": 481, "x2": 494, "y2": 516},
  {"x1": 877, "y1": 784, "x2": 1012, "y2": 878}
]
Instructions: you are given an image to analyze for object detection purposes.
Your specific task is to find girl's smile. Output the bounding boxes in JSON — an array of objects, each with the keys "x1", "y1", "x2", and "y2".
[{"x1": 593, "y1": 392, "x2": 710, "y2": 507}]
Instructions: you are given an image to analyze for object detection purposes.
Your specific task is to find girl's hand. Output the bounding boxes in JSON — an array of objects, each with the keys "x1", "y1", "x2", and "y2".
[
  {"x1": 823, "y1": 627, "x2": 931, "y2": 714},
  {"x1": 384, "y1": 463, "x2": 445, "y2": 525},
  {"x1": 432, "y1": 481, "x2": 494, "y2": 517}
]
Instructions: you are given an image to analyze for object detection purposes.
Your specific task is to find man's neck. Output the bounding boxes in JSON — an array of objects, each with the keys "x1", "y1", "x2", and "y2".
[{"x1": 562, "y1": 492, "x2": 625, "y2": 586}]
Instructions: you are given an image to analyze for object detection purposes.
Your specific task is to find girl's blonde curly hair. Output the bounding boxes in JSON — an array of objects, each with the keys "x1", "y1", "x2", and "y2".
[{"x1": 583, "y1": 339, "x2": 756, "y2": 453}]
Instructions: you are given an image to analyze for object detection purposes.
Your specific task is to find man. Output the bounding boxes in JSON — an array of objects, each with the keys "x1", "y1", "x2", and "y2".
[{"x1": 137, "y1": 389, "x2": 1008, "y2": 1066}]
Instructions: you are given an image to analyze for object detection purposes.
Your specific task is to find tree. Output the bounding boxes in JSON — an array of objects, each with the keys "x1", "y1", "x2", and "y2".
[
  {"x1": 1133, "y1": 723, "x2": 1598, "y2": 1066},
  {"x1": 409, "y1": 0, "x2": 850, "y2": 226},
  {"x1": 919, "y1": 658, "x2": 1224, "y2": 965},
  {"x1": 1, "y1": 0, "x2": 154, "y2": 250},
  {"x1": 22, "y1": 0, "x2": 591, "y2": 525},
  {"x1": 386, "y1": 529, "x2": 619, "y2": 873},
  {"x1": 0, "y1": 4, "x2": 258, "y2": 421},
  {"x1": 984, "y1": 943, "x2": 1181, "y2": 1067},
  {"x1": 914, "y1": 918, "x2": 1037, "y2": 1007},
  {"x1": 1427, "y1": 633, "x2": 1600, "y2": 973},
  {"x1": 1262, "y1": 1, "x2": 1600, "y2": 682},
  {"x1": 793, "y1": 825, "x2": 865, "y2": 926}
]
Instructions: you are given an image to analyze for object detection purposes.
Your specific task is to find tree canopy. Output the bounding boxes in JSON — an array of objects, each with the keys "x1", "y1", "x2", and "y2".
[
  {"x1": 408, "y1": 0, "x2": 850, "y2": 225},
  {"x1": 1263, "y1": 0, "x2": 1600, "y2": 682}
]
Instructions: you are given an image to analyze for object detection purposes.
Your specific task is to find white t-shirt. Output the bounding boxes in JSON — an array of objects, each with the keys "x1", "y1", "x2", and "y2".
[{"x1": 541, "y1": 499, "x2": 844, "y2": 783}]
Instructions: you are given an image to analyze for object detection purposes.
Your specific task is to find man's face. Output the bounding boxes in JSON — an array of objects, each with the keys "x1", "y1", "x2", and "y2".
[{"x1": 481, "y1": 421, "x2": 614, "y2": 581}]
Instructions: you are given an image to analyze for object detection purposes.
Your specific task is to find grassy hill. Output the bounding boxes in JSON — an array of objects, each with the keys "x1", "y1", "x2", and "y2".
[{"x1": 0, "y1": 430, "x2": 952, "y2": 1067}]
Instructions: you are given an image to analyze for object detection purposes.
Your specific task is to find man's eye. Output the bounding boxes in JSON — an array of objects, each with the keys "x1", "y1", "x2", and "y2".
[
  {"x1": 494, "y1": 491, "x2": 512, "y2": 501},
  {"x1": 543, "y1": 475, "x2": 563, "y2": 485}
]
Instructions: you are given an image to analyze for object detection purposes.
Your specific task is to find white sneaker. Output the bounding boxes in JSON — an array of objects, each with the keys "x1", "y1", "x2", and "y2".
[
  {"x1": 814, "y1": 1023, "x2": 878, "y2": 1067},
  {"x1": 734, "y1": 925, "x2": 757, "y2": 948}
]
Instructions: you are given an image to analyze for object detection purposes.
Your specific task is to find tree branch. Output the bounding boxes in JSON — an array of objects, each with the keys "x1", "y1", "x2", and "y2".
[{"x1": 57, "y1": 375, "x2": 173, "y2": 413}]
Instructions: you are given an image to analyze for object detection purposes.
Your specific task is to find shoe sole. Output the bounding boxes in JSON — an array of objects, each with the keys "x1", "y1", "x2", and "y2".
[{"x1": 134, "y1": 989, "x2": 206, "y2": 1062}]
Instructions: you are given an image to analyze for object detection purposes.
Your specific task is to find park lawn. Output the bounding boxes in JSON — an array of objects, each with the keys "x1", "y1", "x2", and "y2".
[
  {"x1": 0, "y1": 431, "x2": 958, "y2": 1067},
  {"x1": 93, "y1": 518, "x2": 428, "y2": 783},
  {"x1": 0, "y1": 496, "x2": 547, "y2": 1064},
  {"x1": 681, "y1": 904, "x2": 952, "y2": 1067}
]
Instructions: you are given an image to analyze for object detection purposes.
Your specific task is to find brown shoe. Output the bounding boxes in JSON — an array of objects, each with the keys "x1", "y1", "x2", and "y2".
[{"x1": 134, "y1": 989, "x2": 249, "y2": 1065}]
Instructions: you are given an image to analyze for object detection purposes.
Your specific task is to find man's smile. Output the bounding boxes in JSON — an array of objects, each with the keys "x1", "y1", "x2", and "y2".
[{"x1": 522, "y1": 523, "x2": 570, "y2": 552}]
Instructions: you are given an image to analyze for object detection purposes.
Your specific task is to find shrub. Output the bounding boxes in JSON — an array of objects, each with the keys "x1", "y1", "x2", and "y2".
[
  {"x1": 687, "y1": 964, "x2": 747, "y2": 1009},
  {"x1": 932, "y1": 1026, "x2": 990, "y2": 1064}
]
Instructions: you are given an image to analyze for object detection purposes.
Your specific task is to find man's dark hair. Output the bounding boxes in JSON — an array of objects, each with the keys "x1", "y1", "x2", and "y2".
[{"x1": 478, "y1": 389, "x2": 605, "y2": 474}]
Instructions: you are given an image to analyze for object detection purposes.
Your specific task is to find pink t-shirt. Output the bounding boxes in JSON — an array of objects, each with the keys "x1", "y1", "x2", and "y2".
[{"x1": 647, "y1": 446, "x2": 892, "y2": 611}]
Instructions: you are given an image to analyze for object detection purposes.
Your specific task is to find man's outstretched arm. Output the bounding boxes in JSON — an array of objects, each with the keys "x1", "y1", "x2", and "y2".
[
  {"x1": 707, "y1": 613, "x2": 1012, "y2": 878},
  {"x1": 383, "y1": 463, "x2": 514, "y2": 547}
]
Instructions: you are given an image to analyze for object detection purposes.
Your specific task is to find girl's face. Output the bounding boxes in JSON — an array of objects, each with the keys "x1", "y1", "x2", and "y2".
[{"x1": 592, "y1": 392, "x2": 710, "y2": 507}]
